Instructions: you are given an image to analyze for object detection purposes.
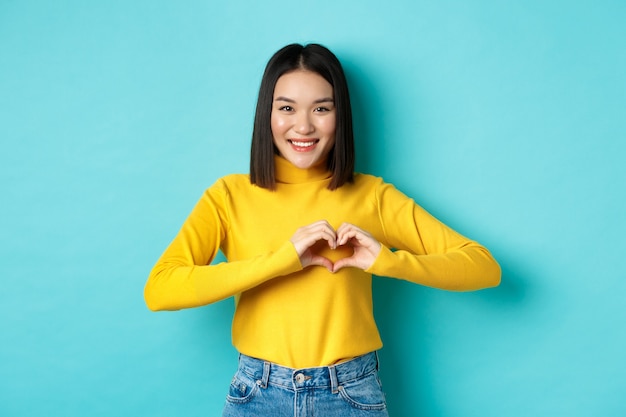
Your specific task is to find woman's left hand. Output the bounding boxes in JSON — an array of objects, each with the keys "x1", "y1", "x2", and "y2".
[{"x1": 332, "y1": 223, "x2": 382, "y2": 273}]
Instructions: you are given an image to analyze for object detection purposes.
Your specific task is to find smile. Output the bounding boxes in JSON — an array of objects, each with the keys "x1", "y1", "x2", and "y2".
[{"x1": 288, "y1": 139, "x2": 319, "y2": 151}]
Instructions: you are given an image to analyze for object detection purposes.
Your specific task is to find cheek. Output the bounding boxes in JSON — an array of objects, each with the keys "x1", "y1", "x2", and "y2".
[
  {"x1": 272, "y1": 119, "x2": 288, "y2": 139},
  {"x1": 321, "y1": 116, "x2": 336, "y2": 136}
]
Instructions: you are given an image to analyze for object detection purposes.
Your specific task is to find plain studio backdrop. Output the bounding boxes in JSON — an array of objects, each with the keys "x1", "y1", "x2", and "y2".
[{"x1": 1, "y1": 1, "x2": 624, "y2": 416}]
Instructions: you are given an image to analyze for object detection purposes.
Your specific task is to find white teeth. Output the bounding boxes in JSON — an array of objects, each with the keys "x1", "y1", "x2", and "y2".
[{"x1": 290, "y1": 140, "x2": 316, "y2": 147}]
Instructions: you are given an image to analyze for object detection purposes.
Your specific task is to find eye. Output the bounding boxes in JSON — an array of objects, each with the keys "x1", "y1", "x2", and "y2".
[
  {"x1": 314, "y1": 106, "x2": 331, "y2": 112},
  {"x1": 278, "y1": 105, "x2": 294, "y2": 112}
]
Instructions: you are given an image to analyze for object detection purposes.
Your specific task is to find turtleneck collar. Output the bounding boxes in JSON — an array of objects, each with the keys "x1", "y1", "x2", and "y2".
[{"x1": 274, "y1": 155, "x2": 331, "y2": 184}]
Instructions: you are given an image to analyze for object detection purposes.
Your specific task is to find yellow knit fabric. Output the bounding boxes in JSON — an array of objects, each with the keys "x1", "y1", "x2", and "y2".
[{"x1": 145, "y1": 156, "x2": 501, "y2": 368}]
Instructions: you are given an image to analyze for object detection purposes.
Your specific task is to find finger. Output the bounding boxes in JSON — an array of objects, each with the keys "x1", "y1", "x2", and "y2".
[
  {"x1": 337, "y1": 225, "x2": 368, "y2": 247},
  {"x1": 335, "y1": 222, "x2": 353, "y2": 237},
  {"x1": 304, "y1": 220, "x2": 337, "y2": 243},
  {"x1": 304, "y1": 227, "x2": 337, "y2": 249},
  {"x1": 335, "y1": 223, "x2": 353, "y2": 246},
  {"x1": 291, "y1": 223, "x2": 337, "y2": 254},
  {"x1": 293, "y1": 234, "x2": 334, "y2": 256},
  {"x1": 332, "y1": 251, "x2": 374, "y2": 273},
  {"x1": 337, "y1": 225, "x2": 380, "y2": 253},
  {"x1": 309, "y1": 255, "x2": 334, "y2": 272},
  {"x1": 332, "y1": 256, "x2": 352, "y2": 273}
]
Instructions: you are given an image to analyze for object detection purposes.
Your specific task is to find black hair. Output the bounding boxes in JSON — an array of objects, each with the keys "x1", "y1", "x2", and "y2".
[{"x1": 250, "y1": 43, "x2": 354, "y2": 190}]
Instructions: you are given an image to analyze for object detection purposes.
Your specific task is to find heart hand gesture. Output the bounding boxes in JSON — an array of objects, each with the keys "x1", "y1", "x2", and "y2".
[
  {"x1": 289, "y1": 220, "x2": 381, "y2": 273},
  {"x1": 332, "y1": 222, "x2": 382, "y2": 273}
]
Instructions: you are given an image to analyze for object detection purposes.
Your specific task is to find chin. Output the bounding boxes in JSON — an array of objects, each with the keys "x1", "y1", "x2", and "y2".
[{"x1": 291, "y1": 157, "x2": 325, "y2": 169}]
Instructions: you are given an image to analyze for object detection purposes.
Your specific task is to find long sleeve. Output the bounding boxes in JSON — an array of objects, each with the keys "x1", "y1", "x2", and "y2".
[
  {"x1": 144, "y1": 166, "x2": 501, "y2": 368},
  {"x1": 144, "y1": 179, "x2": 303, "y2": 311},
  {"x1": 366, "y1": 182, "x2": 501, "y2": 290}
]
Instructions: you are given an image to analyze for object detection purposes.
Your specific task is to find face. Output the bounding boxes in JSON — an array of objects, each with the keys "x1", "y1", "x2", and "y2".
[{"x1": 271, "y1": 70, "x2": 336, "y2": 170}]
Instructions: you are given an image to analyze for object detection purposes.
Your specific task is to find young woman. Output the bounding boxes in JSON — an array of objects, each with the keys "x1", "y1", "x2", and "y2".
[{"x1": 145, "y1": 43, "x2": 501, "y2": 416}]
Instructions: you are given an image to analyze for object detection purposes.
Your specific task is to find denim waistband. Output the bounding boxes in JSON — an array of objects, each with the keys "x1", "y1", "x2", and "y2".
[{"x1": 236, "y1": 352, "x2": 379, "y2": 393}]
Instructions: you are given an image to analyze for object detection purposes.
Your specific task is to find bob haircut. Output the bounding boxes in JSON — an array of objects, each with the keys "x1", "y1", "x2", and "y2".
[{"x1": 250, "y1": 43, "x2": 355, "y2": 191}]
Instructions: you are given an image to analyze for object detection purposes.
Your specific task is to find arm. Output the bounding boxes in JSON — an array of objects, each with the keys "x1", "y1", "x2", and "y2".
[
  {"x1": 144, "y1": 180, "x2": 302, "y2": 311},
  {"x1": 367, "y1": 182, "x2": 501, "y2": 291}
]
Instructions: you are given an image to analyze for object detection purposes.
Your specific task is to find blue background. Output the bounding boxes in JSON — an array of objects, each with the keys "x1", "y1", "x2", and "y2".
[{"x1": 1, "y1": 1, "x2": 624, "y2": 416}]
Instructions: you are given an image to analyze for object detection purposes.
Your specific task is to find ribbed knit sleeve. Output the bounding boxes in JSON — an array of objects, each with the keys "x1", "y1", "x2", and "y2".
[
  {"x1": 144, "y1": 179, "x2": 303, "y2": 311},
  {"x1": 366, "y1": 181, "x2": 501, "y2": 290}
]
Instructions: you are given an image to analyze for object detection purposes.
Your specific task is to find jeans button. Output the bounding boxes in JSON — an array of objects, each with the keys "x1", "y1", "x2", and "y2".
[{"x1": 295, "y1": 373, "x2": 305, "y2": 384}]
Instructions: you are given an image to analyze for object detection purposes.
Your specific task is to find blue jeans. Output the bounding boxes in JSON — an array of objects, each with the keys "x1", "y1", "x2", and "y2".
[{"x1": 222, "y1": 351, "x2": 389, "y2": 417}]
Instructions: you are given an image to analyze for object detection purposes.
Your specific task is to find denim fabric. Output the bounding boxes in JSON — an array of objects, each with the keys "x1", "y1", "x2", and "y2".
[{"x1": 222, "y1": 352, "x2": 389, "y2": 417}]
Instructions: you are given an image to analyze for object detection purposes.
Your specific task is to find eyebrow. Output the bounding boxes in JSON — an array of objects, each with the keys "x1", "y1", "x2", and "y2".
[{"x1": 274, "y1": 96, "x2": 334, "y2": 104}]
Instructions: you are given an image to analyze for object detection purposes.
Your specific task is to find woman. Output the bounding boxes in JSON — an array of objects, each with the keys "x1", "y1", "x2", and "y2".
[{"x1": 145, "y1": 43, "x2": 501, "y2": 416}]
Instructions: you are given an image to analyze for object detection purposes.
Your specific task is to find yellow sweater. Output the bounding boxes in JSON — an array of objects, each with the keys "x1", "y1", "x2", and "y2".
[{"x1": 145, "y1": 156, "x2": 501, "y2": 368}]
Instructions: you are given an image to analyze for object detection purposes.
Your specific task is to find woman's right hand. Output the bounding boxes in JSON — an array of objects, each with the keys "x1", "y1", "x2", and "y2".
[{"x1": 289, "y1": 220, "x2": 337, "y2": 271}]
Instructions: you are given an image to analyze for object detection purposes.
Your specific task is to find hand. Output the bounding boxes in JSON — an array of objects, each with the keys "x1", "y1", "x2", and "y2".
[
  {"x1": 332, "y1": 223, "x2": 382, "y2": 273},
  {"x1": 290, "y1": 220, "x2": 337, "y2": 271}
]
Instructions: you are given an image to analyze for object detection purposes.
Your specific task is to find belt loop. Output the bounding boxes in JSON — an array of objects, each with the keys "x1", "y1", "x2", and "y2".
[
  {"x1": 329, "y1": 365, "x2": 339, "y2": 394},
  {"x1": 259, "y1": 361, "x2": 270, "y2": 389},
  {"x1": 375, "y1": 351, "x2": 380, "y2": 371}
]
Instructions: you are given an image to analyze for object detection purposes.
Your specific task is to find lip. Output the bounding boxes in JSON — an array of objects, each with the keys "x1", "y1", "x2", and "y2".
[{"x1": 288, "y1": 139, "x2": 319, "y2": 152}]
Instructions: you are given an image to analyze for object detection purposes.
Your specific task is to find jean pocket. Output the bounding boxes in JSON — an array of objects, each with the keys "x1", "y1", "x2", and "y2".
[
  {"x1": 226, "y1": 371, "x2": 260, "y2": 404},
  {"x1": 338, "y1": 372, "x2": 387, "y2": 411}
]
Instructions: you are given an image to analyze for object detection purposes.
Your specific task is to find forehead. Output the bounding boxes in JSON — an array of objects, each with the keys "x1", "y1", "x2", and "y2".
[{"x1": 274, "y1": 70, "x2": 333, "y2": 98}]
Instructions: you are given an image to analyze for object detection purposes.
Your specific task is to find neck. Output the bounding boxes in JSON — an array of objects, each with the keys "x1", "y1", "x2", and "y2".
[{"x1": 274, "y1": 155, "x2": 331, "y2": 184}]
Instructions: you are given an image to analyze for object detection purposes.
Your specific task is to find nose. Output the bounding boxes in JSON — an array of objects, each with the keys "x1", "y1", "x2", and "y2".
[{"x1": 295, "y1": 112, "x2": 314, "y2": 134}]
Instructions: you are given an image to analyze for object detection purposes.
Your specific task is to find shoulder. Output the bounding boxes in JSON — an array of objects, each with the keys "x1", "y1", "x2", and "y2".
[
  {"x1": 196, "y1": 174, "x2": 252, "y2": 205},
  {"x1": 352, "y1": 173, "x2": 417, "y2": 205},
  {"x1": 351, "y1": 173, "x2": 391, "y2": 196},
  {"x1": 207, "y1": 173, "x2": 251, "y2": 192},
  {"x1": 218, "y1": 173, "x2": 250, "y2": 185},
  {"x1": 352, "y1": 172, "x2": 384, "y2": 187},
  {"x1": 339, "y1": 173, "x2": 387, "y2": 206}
]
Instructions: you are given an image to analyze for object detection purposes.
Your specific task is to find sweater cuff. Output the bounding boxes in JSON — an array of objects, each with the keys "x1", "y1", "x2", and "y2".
[
  {"x1": 275, "y1": 240, "x2": 305, "y2": 276},
  {"x1": 365, "y1": 244, "x2": 395, "y2": 276}
]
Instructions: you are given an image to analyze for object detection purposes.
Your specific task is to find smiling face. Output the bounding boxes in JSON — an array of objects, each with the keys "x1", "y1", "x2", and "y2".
[{"x1": 271, "y1": 70, "x2": 336, "y2": 170}]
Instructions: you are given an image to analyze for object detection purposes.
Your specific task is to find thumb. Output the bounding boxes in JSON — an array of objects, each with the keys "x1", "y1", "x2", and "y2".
[
  {"x1": 331, "y1": 256, "x2": 355, "y2": 273},
  {"x1": 309, "y1": 255, "x2": 334, "y2": 272}
]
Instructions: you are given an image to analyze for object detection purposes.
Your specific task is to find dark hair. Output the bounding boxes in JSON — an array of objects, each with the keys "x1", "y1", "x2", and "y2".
[{"x1": 250, "y1": 43, "x2": 354, "y2": 190}]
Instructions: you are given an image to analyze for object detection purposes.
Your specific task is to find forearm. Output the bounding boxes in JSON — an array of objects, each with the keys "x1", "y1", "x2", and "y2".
[
  {"x1": 368, "y1": 243, "x2": 501, "y2": 291},
  {"x1": 144, "y1": 241, "x2": 302, "y2": 311},
  {"x1": 372, "y1": 181, "x2": 501, "y2": 290}
]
